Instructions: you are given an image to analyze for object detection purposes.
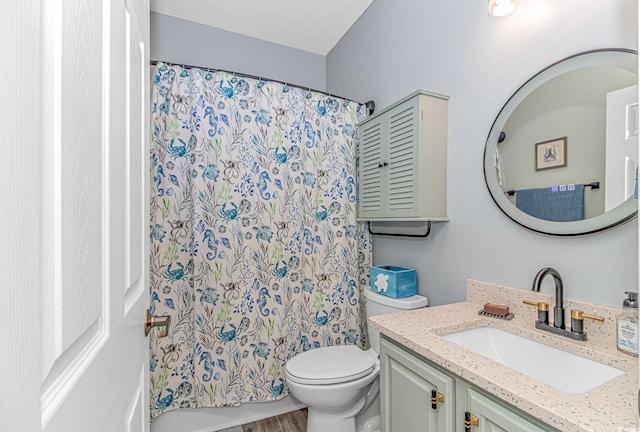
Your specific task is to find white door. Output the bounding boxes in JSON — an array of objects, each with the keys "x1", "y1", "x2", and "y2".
[
  {"x1": 605, "y1": 84, "x2": 638, "y2": 212},
  {"x1": 1, "y1": 0, "x2": 151, "y2": 431}
]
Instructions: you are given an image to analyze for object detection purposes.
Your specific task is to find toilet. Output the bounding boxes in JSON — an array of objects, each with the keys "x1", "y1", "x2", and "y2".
[{"x1": 285, "y1": 287, "x2": 428, "y2": 432}]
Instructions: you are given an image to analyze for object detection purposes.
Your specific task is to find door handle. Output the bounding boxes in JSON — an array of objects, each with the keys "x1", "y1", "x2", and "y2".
[
  {"x1": 430, "y1": 390, "x2": 445, "y2": 409},
  {"x1": 145, "y1": 310, "x2": 171, "y2": 338},
  {"x1": 464, "y1": 411, "x2": 479, "y2": 431}
]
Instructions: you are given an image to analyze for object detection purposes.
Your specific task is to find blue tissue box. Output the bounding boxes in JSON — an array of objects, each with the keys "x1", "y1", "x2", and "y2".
[{"x1": 370, "y1": 266, "x2": 417, "y2": 298}]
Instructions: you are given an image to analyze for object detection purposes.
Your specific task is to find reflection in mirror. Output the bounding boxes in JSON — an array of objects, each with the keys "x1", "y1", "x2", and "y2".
[{"x1": 484, "y1": 49, "x2": 638, "y2": 236}]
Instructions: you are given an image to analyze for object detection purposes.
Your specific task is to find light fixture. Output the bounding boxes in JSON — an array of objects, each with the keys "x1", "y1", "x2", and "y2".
[{"x1": 488, "y1": 0, "x2": 519, "y2": 17}]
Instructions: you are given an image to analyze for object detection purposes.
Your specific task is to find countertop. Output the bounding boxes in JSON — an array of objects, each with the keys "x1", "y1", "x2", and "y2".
[{"x1": 369, "y1": 280, "x2": 638, "y2": 432}]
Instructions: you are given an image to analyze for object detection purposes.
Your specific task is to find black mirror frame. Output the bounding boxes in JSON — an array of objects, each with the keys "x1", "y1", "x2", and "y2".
[{"x1": 483, "y1": 48, "x2": 638, "y2": 236}]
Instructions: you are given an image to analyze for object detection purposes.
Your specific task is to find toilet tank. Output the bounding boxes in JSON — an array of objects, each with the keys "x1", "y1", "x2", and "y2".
[{"x1": 364, "y1": 287, "x2": 428, "y2": 352}]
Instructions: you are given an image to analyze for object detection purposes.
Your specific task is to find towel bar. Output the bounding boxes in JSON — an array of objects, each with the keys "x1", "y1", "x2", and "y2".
[
  {"x1": 506, "y1": 181, "x2": 599, "y2": 196},
  {"x1": 367, "y1": 221, "x2": 432, "y2": 238}
]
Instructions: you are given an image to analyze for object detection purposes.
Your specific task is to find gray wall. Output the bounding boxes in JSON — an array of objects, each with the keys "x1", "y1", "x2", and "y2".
[
  {"x1": 327, "y1": 0, "x2": 638, "y2": 307},
  {"x1": 150, "y1": 12, "x2": 326, "y2": 91},
  {"x1": 151, "y1": 3, "x2": 638, "y2": 308}
]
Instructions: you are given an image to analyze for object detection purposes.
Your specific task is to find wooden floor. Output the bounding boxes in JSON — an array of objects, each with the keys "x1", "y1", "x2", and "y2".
[{"x1": 218, "y1": 409, "x2": 308, "y2": 432}]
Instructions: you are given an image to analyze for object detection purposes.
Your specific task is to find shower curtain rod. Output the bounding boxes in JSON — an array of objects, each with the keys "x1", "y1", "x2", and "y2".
[{"x1": 150, "y1": 59, "x2": 364, "y2": 105}]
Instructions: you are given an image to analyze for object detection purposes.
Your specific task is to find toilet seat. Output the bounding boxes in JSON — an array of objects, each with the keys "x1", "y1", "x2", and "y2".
[{"x1": 286, "y1": 345, "x2": 375, "y2": 385}]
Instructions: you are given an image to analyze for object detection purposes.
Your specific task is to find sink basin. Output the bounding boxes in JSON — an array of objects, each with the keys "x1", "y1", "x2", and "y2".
[{"x1": 441, "y1": 326, "x2": 624, "y2": 393}]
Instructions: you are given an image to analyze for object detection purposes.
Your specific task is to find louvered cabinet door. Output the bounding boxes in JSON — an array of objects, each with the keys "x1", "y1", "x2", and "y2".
[
  {"x1": 356, "y1": 90, "x2": 448, "y2": 221},
  {"x1": 358, "y1": 117, "x2": 387, "y2": 218},
  {"x1": 387, "y1": 97, "x2": 420, "y2": 218}
]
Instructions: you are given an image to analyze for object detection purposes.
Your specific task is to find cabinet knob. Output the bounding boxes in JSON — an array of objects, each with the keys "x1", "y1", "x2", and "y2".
[
  {"x1": 378, "y1": 162, "x2": 389, "y2": 168},
  {"x1": 430, "y1": 389, "x2": 444, "y2": 409},
  {"x1": 464, "y1": 411, "x2": 479, "y2": 431}
]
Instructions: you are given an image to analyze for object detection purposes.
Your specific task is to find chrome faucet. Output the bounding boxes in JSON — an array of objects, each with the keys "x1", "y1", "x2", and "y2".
[
  {"x1": 532, "y1": 267, "x2": 565, "y2": 329},
  {"x1": 525, "y1": 267, "x2": 604, "y2": 341}
]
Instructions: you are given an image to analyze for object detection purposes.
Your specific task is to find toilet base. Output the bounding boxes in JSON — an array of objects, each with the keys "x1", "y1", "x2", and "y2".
[
  {"x1": 357, "y1": 414, "x2": 380, "y2": 432},
  {"x1": 305, "y1": 407, "x2": 380, "y2": 432},
  {"x1": 305, "y1": 384, "x2": 380, "y2": 432},
  {"x1": 306, "y1": 403, "x2": 361, "y2": 432},
  {"x1": 355, "y1": 387, "x2": 380, "y2": 432}
]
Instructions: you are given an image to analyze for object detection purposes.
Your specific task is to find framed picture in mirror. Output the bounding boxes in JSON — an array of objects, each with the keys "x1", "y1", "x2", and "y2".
[{"x1": 535, "y1": 136, "x2": 567, "y2": 171}]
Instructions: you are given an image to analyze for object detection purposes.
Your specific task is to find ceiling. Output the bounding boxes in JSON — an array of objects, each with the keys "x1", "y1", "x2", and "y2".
[{"x1": 150, "y1": 0, "x2": 374, "y2": 55}]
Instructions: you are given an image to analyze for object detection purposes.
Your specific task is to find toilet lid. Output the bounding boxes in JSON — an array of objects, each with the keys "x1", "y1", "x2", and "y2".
[{"x1": 286, "y1": 345, "x2": 375, "y2": 385}]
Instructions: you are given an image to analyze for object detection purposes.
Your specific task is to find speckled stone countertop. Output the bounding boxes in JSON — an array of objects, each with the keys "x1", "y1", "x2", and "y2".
[{"x1": 369, "y1": 279, "x2": 638, "y2": 432}]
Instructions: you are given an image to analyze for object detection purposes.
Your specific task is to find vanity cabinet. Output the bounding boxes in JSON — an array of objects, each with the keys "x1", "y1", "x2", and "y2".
[
  {"x1": 357, "y1": 90, "x2": 448, "y2": 221},
  {"x1": 380, "y1": 335, "x2": 455, "y2": 431},
  {"x1": 380, "y1": 337, "x2": 558, "y2": 432}
]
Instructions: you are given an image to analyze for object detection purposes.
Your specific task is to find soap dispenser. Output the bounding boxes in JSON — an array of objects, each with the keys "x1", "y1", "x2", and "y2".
[{"x1": 617, "y1": 291, "x2": 638, "y2": 356}]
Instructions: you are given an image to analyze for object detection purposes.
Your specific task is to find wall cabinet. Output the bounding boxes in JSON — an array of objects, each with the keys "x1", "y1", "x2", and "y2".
[
  {"x1": 357, "y1": 90, "x2": 448, "y2": 221},
  {"x1": 380, "y1": 337, "x2": 558, "y2": 432}
]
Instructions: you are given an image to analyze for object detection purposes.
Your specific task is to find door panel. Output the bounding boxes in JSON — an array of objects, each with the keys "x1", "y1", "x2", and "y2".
[
  {"x1": 125, "y1": 0, "x2": 146, "y2": 305},
  {"x1": 359, "y1": 120, "x2": 384, "y2": 216},
  {"x1": 58, "y1": 0, "x2": 104, "y2": 351},
  {"x1": 1, "y1": 1, "x2": 43, "y2": 430},
  {"x1": 381, "y1": 338, "x2": 455, "y2": 432},
  {"x1": 2, "y1": 0, "x2": 150, "y2": 430},
  {"x1": 40, "y1": 0, "x2": 109, "y2": 423},
  {"x1": 388, "y1": 358, "x2": 433, "y2": 431},
  {"x1": 387, "y1": 101, "x2": 418, "y2": 216},
  {"x1": 126, "y1": 366, "x2": 147, "y2": 432},
  {"x1": 605, "y1": 85, "x2": 638, "y2": 211}
]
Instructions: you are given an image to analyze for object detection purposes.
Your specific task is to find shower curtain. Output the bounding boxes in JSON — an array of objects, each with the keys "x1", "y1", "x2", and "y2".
[{"x1": 149, "y1": 63, "x2": 373, "y2": 419}]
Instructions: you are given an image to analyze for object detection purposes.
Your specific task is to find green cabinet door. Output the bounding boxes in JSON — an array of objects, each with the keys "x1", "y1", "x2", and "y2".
[
  {"x1": 466, "y1": 388, "x2": 556, "y2": 432},
  {"x1": 381, "y1": 338, "x2": 455, "y2": 432},
  {"x1": 384, "y1": 96, "x2": 421, "y2": 218},
  {"x1": 358, "y1": 116, "x2": 385, "y2": 218}
]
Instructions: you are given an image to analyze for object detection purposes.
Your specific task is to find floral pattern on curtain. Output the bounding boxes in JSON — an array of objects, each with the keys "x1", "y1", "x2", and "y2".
[{"x1": 149, "y1": 63, "x2": 373, "y2": 419}]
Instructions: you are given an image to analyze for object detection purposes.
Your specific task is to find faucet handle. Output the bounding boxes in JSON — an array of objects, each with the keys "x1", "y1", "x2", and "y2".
[
  {"x1": 523, "y1": 300, "x2": 549, "y2": 325},
  {"x1": 571, "y1": 310, "x2": 604, "y2": 322},
  {"x1": 523, "y1": 300, "x2": 548, "y2": 309},
  {"x1": 570, "y1": 310, "x2": 604, "y2": 335}
]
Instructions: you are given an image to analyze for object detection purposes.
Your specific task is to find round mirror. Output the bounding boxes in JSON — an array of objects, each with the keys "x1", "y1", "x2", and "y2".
[{"x1": 484, "y1": 49, "x2": 638, "y2": 236}]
